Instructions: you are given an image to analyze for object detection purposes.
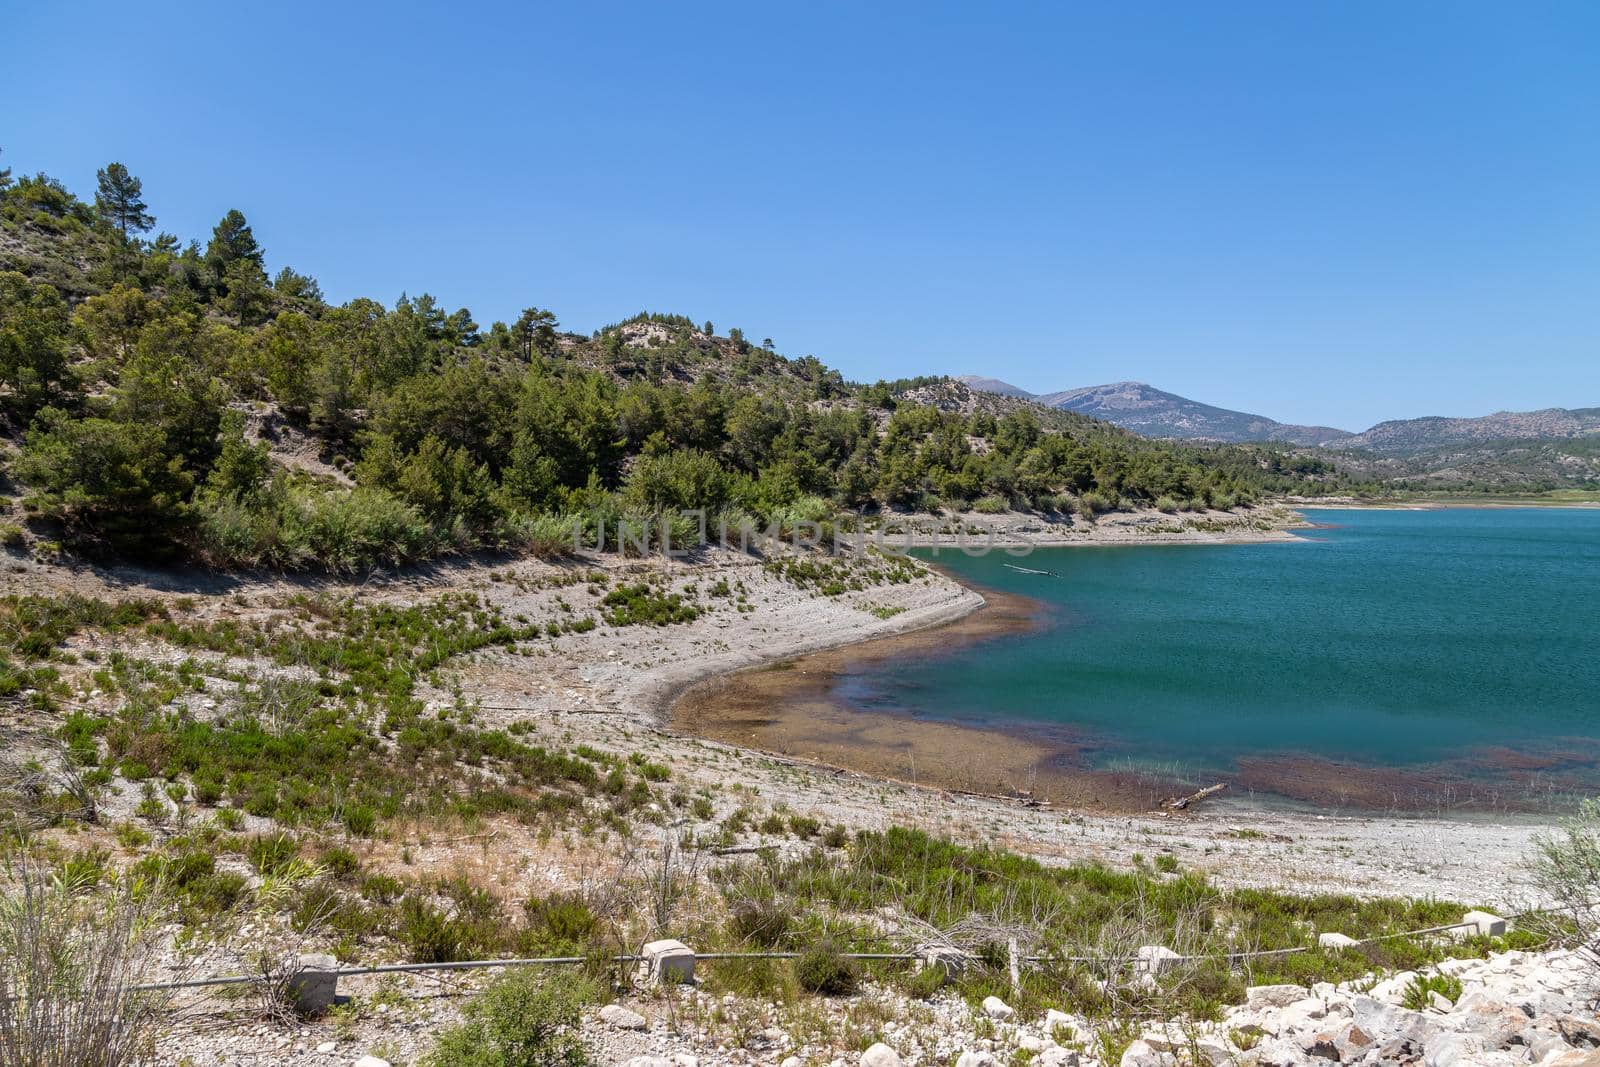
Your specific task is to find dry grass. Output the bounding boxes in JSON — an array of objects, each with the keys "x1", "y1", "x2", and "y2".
[{"x1": 0, "y1": 860, "x2": 166, "y2": 1067}]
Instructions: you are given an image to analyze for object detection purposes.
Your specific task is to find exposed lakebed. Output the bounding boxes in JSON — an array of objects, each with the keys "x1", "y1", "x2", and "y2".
[{"x1": 679, "y1": 507, "x2": 1600, "y2": 813}]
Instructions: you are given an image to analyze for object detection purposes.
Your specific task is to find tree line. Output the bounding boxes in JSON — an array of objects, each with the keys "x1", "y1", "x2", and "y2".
[{"x1": 0, "y1": 154, "x2": 1350, "y2": 571}]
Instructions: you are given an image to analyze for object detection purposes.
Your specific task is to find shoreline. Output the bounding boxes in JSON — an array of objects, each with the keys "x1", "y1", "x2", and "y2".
[
  {"x1": 661, "y1": 517, "x2": 1591, "y2": 820},
  {"x1": 658, "y1": 508, "x2": 1319, "y2": 815},
  {"x1": 1289, "y1": 496, "x2": 1600, "y2": 510},
  {"x1": 6, "y1": 520, "x2": 1560, "y2": 902}
]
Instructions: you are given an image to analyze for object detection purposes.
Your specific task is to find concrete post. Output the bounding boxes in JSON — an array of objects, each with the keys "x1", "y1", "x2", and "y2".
[
  {"x1": 638, "y1": 939, "x2": 696, "y2": 985},
  {"x1": 287, "y1": 953, "x2": 340, "y2": 1016}
]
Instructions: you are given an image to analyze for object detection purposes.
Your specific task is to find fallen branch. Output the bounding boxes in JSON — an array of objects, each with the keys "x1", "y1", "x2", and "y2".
[{"x1": 1164, "y1": 783, "x2": 1226, "y2": 811}]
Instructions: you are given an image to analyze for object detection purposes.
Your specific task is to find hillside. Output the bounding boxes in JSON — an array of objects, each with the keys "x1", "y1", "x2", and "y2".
[
  {"x1": 958, "y1": 376, "x2": 1600, "y2": 491},
  {"x1": 0, "y1": 159, "x2": 1357, "y2": 573},
  {"x1": 1345, "y1": 407, "x2": 1600, "y2": 452}
]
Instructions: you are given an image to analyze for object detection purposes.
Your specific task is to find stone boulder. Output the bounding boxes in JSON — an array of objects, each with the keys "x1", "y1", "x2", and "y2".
[
  {"x1": 1036, "y1": 1048, "x2": 1079, "y2": 1067},
  {"x1": 598, "y1": 1003, "x2": 648, "y2": 1030},
  {"x1": 1044, "y1": 1008, "x2": 1076, "y2": 1035},
  {"x1": 981, "y1": 995, "x2": 1015, "y2": 1021},
  {"x1": 1246, "y1": 984, "x2": 1310, "y2": 1011},
  {"x1": 860, "y1": 1044, "x2": 901, "y2": 1067},
  {"x1": 1119, "y1": 1039, "x2": 1175, "y2": 1067}
]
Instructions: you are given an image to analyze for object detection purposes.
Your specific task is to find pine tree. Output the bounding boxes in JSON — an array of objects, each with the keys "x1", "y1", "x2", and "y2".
[
  {"x1": 206, "y1": 209, "x2": 264, "y2": 272},
  {"x1": 94, "y1": 162, "x2": 154, "y2": 240},
  {"x1": 511, "y1": 307, "x2": 558, "y2": 360}
]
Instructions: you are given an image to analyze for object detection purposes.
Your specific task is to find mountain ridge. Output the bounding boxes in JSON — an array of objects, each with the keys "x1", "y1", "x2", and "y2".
[
  {"x1": 956, "y1": 375, "x2": 1600, "y2": 456},
  {"x1": 956, "y1": 376, "x2": 1355, "y2": 447}
]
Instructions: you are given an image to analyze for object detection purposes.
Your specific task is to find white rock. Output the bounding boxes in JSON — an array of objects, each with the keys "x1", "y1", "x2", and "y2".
[
  {"x1": 1368, "y1": 970, "x2": 1420, "y2": 1005},
  {"x1": 982, "y1": 995, "x2": 1015, "y2": 1021},
  {"x1": 353, "y1": 1058, "x2": 391, "y2": 1067},
  {"x1": 860, "y1": 1043, "x2": 902, "y2": 1067},
  {"x1": 1246, "y1": 984, "x2": 1309, "y2": 1010},
  {"x1": 956, "y1": 1053, "x2": 998, "y2": 1067},
  {"x1": 316, "y1": 1043, "x2": 336, "y2": 1054},
  {"x1": 781, "y1": 1058, "x2": 801, "y2": 1067},
  {"x1": 1119, "y1": 1039, "x2": 1173, "y2": 1067},
  {"x1": 1318, "y1": 931, "x2": 1359, "y2": 950},
  {"x1": 619, "y1": 1059, "x2": 671, "y2": 1067},
  {"x1": 1044, "y1": 1009, "x2": 1075, "y2": 1034},
  {"x1": 1428, "y1": 990, "x2": 1455, "y2": 1012},
  {"x1": 1422, "y1": 1031, "x2": 1477, "y2": 1067},
  {"x1": 1436, "y1": 957, "x2": 1480, "y2": 978},
  {"x1": 1262, "y1": 997, "x2": 1336, "y2": 1037},
  {"x1": 673, "y1": 1057, "x2": 700, "y2": 1067},
  {"x1": 1036, "y1": 1049, "x2": 1079, "y2": 1067},
  {"x1": 599, "y1": 1003, "x2": 649, "y2": 1030},
  {"x1": 1017, "y1": 1033, "x2": 1047, "y2": 1053}
]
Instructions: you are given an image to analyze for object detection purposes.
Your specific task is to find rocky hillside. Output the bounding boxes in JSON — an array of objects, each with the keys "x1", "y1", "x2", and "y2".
[{"x1": 1345, "y1": 408, "x2": 1600, "y2": 453}]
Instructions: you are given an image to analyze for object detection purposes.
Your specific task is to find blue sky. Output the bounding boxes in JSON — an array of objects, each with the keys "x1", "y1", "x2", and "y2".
[{"x1": 5, "y1": 1, "x2": 1597, "y2": 430}]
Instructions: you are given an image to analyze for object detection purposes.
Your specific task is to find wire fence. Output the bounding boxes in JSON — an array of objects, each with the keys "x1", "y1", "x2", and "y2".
[{"x1": 128, "y1": 906, "x2": 1552, "y2": 996}]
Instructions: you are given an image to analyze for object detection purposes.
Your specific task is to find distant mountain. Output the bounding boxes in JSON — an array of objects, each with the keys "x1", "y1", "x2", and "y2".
[
  {"x1": 1029, "y1": 381, "x2": 1355, "y2": 447},
  {"x1": 1344, "y1": 408, "x2": 1600, "y2": 452},
  {"x1": 953, "y1": 375, "x2": 1036, "y2": 400},
  {"x1": 956, "y1": 375, "x2": 1600, "y2": 465}
]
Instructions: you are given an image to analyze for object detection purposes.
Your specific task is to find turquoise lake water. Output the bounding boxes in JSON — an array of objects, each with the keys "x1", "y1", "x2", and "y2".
[{"x1": 838, "y1": 508, "x2": 1600, "y2": 799}]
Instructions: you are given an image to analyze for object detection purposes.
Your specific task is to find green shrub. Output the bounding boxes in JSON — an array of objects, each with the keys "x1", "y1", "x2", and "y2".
[
  {"x1": 398, "y1": 896, "x2": 467, "y2": 963},
  {"x1": 361, "y1": 874, "x2": 405, "y2": 905},
  {"x1": 0, "y1": 524, "x2": 24, "y2": 548},
  {"x1": 195, "y1": 485, "x2": 440, "y2": 573},
  {"x1": 341, "y1": 804, "x2": 377, "y2": 837},
  {"x1": 422, "y1": 969, "x2": 596, "y2": 1067},
  {"x1": 320, "y1": 846, "x2": 362, "y2": 881},
  {"x1": 522, "y1": 893, "x2": 599, "y2": 951},
  {"x1": 726, "y1": 895, "x2": 790, "y2": 948},
  {"x1": 1402, "y1": 973, "x2": 1463, "y2": 1010},
  {"x1": 1077, "y1": 490, "x2": 1118, "y2": 519},
  {"x1": 788, "y1": 814, "x2": 821, "y2": 839},
  {"x1": 795, "y1": 941, "x2": 858, "y2": 996},
  {"x1": 246, "y1": 832, "x2": 300, "y2": 876},
  {"x1": 600, "y1": 584, "x2": 698, "y2": 627},
  {"x1": 971, "y1": 495, "x2": 1009, "y2": 515},
  {"x1": 503, "y1": 512, "x2": 579, "y2": 558}
]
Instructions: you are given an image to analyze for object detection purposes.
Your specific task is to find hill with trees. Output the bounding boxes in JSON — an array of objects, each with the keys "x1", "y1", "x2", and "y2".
[
  {"x1": 0, "y1": 153, "x2": 1357, "y2": 571},
  {"x1": 959, "y1": 376, "x2": 1600, "y2": 492}
]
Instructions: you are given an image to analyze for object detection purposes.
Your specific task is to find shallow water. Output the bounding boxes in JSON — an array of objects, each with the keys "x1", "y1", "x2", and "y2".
[{"x1": 837, "y1": 508, "x2": 1600, "y2": 804}]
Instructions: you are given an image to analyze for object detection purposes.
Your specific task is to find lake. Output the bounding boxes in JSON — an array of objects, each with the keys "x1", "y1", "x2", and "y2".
[{"x1": 836, "y1": 508, "x2": 1600, "y2": 809}]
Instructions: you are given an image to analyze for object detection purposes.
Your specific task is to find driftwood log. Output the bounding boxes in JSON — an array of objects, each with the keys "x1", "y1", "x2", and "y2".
[{"x1": 1164, "y1": 782, "x2": 1227, "y2": 811}]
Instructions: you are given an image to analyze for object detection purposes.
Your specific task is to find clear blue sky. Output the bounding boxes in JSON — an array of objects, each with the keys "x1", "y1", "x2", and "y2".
[{"x1": 5, "y1": 1, "x2": 1597, "y2": 430}]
